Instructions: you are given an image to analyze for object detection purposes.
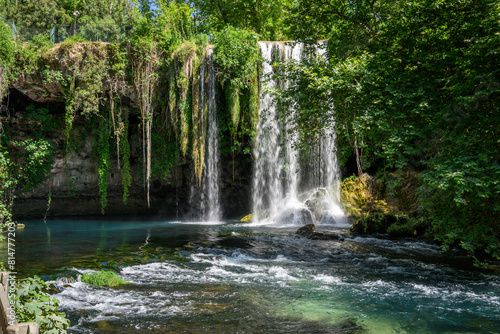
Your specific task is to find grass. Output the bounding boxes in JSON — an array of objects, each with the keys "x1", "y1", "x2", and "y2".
[{"x1": 81, "y1": 270, "x2": 129, "y2": 287}]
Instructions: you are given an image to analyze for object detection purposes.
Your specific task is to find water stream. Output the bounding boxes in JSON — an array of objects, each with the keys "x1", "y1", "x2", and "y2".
[
  {"x1": 4, "y1": 218, "x2": 500, "y2": 333},
  {"x1": 189, "y1": 49, "x2": 221, "y2": 221},
  {"x1": 252, "y1": 42, "x2": 345, "y2": 226}
]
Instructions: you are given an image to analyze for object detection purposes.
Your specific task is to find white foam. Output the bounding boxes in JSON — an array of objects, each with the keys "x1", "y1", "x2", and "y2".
[{"x1": 314, "y1": 274, "x2": 343, "y2": 285}]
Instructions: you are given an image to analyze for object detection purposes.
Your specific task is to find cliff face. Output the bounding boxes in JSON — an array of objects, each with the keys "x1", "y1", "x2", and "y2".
[
  {"x1": 6, "y1": 114, "x2": 190, "y2": 219},
  {"x1": 4, "y1": 105, "x2": 251, "y2": 220},
  {"x1": 3, "y1": 42, "x2": 252, "y2": 220}
]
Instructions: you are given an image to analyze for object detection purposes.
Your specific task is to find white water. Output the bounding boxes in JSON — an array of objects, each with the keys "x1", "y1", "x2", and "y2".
[
  {"x1": 189, "y1": 49, "x2": 221, "y2": 221},
  {"x1": 205, "y1": 50, "x2": 221, "y2": 221},
  {"x1": 53, "y1": 234, "x2": 500, "y2": 334},
  {"x1": 252, "y1": 42, "x2": 345, "y2": 226}
]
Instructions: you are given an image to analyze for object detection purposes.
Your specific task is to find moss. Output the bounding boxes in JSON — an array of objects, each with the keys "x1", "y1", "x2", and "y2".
[
  {"x1": 240, "y1": 214, "x2": 253, "y2": 223},
  {"x1": 351, "y1": 213, "x2": 408, "y2": 234},
  {"x1": 387, "y1": 218, "x2": 431, "y2": 238},
  {"x1": 341, "y1": 174, "x2": 392, "y2": 218},
  {"x1": 387, "y1": 223, "x2": 415, "y2": 237},
  {"x1": 81, "y1": 270, "x2": 129, "y2": 287}
]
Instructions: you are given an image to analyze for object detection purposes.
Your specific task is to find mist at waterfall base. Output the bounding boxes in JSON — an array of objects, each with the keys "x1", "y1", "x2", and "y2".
[{"x1": 6, "y1": 218, "x2": 500, "y2": 333}]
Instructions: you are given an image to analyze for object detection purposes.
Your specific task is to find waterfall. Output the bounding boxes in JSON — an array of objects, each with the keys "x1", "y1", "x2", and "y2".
[
  {"x1": 205, "y1": 50, "x2": 221, "y2": 221},
  {"x1": 252, "y1": 42, "x2": 289, "y2": 221},
  {"x1": 189, "y1": 49, "x2": 221, "y2": 221},
  {"x1": 252, "y1": 42, "x2": 345, "y2": 226}
]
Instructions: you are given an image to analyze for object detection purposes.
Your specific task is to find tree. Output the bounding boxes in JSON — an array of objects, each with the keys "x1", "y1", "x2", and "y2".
[
  {"x1": 187, "y1": 0, "x2": 292, "y2": 40},
  {"x1": 278, "y1": 0, "x2": 500, "y2": 262}
]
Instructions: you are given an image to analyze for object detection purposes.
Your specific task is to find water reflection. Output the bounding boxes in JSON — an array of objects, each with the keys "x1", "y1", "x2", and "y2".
[{"x1": 5, "y1": 218, "x2": 500, "y2": 334}]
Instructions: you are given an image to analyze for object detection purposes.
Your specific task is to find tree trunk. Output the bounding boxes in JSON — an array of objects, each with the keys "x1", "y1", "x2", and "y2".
[{"x1": 354, "y1": 137, "x2": 363, "y2": 176}]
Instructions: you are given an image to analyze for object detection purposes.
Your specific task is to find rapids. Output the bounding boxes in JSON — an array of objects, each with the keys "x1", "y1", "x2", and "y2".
[{"x1": 4, "y1": 218, "x2": 499, "y2": 333}]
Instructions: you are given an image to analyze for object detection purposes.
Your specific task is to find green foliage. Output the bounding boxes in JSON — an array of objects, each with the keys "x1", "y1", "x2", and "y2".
[
  {"x1": 157, "y1": 1, "x2": 194, "y2": 41},
  {"x1": 279, "y1": 0, "x2": 500, "y2": 263},
  {"x1": 12, "y1": 276, "x2": 70, "y2": 334},
  {"x1": 213, "y1": 26, "x2": 260, "y2": 143},
  {"x1": 81, "y1": 270, "x2": 129, "y2": 287},
  {"x1": 25, "y1": 105, "x2": 57, "y2": 136},
  {"x1": 0, "y1": 149, "x2": 16, "y2": 226},
  {"x1": 151, "y1": 127, "x2": 179, "y2": 182},
  {"x1": 189, "y1": 0, "x2": 293, "y2": 40},
  {"x1": 213, "y1": 26, "x2": 260, "y2": 90},
  {"x1": 0, "y1": 21, "x2": 16, "y2": 99},
  {"x1": 13, "y1": 138, "x2": 55, "y2": 192},
  {"x1": 119, "y1": 110, "x2": 132, "y2": 204},
  {"x1": 28, "y1": 33, "x2": 54, "y2": 51},
  {"x1": 63, "y1": 42, "x2": 109, "y2": 142}
]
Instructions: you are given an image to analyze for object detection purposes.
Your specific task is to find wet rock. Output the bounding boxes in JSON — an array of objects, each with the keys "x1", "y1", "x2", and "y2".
[
  {"x1": 296, "y1": 224, "x2": 316, "y2": 235},
  {"x1": 307, "y1": 232, "x2": 344, "y2": 241},
  {"x1": 275, "y1": 208, "x2": 314, "y2": 226},
  {"x1": 240, "y1": 214, "x2": 253, "y2": 223},
  {"x1": 217, "y1": 236, "x2": 253, "y2": 249},
  {"x1": 304, "y1": 188, "x2": 330, "y2": 219},
  {"x1": 351, "y1": 213, "x2": 410, "y2": 234}
]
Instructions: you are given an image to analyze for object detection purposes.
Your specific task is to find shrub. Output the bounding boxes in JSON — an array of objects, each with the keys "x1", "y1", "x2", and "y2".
[{"x1": 12, "y1": 276, "x2": 70, "y2": 334}]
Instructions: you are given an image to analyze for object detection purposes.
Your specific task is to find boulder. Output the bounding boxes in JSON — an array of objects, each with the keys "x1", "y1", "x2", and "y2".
[
  {"x1": 307, "y1": 232, "x2": 344, "y2": 241},
  {"x1": 275, "y1": 207, "x2": 314, "y2": 226},
  {"x1": 304, "y1": 188, "x2": 330, "y2": 219},
  {"x1": 296, "y1": 224, "x2": 316, "y2": 235}
]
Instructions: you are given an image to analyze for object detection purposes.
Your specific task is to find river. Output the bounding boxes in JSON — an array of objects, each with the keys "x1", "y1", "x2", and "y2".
[{"x1": 3, "y1": 218, "x2": 500, "y2": 333}]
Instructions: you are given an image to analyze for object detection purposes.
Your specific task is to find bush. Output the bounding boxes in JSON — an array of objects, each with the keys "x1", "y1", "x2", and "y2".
[
  {"x1": 212, "y1": 26, "x2": 261, "y2": 89},
  {"x1": 12, "y1": 276, "x2": 70, "y2": 334},
  {"x1": 81, "y1": 270, "x2": 129, "y2": 287},
  {"x1": 13, "y1": 138, "x2": 55, "y2": 191}
]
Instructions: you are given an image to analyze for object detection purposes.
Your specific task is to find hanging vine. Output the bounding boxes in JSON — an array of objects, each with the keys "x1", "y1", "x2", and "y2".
[
  {"x1": 61, "y1": 43, "x2": 108, "y2": 143},
  {"x1": 191, "y1": 51, "x2": 207, "y2": 186},
  {"x1": 171, "y1": 41, "x2": 199, "y2": 157},
  {"x1": 119, "y1": 106, "x2": 132, "y2": 203},
  {"x1": 130, "y1": 40, "x2": 162, "y2": 208},
  {"x1": 97, "y1": 116, "x2": 110, "y2": 214}
]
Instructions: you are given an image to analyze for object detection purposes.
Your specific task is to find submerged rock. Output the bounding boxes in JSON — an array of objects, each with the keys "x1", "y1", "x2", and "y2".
[
  {"x1": 275, "y1": 208, "x2": 314, "y2": 226},
  {"x1": 296, "y1": 224, "x2": 316, "y2": 235},
  {"x1": 307, "y1": 232, "x2": 344, "y2": 241}
]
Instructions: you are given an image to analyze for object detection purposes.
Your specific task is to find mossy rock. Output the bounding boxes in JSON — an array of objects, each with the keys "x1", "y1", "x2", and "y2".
[
  {"x1": 296, "y1": 224, "x2": 316, "y2": 235},
  {"x1": 386, "y1": 217, "x2": 431, "y2": 238},
  {"x1": 341, "y1": 174, "x2": 393, "y2": 217},
  {"x1": 240, "y1": 214, "x2": 253, "y2": 223},
  {"x1": 351, "y1": 213, "x2": 409, "y2": 234},
  {"x1": 387, "y1": 223, "x2": 416, "y2": 237}
]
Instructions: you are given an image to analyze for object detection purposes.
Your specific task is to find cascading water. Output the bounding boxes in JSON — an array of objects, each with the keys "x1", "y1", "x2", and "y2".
[
  {"x1": 189, "y1": 49, "x2": 221, "y2": 221},
  {"x1": 252, "y1": 42, "x2": 345, "y2": 226},
  {"x1": 204, "y1": 50, "x2": 221, "y2": 221},
  {"x1": 252, "y1": 42, "x2": 293, "y2": 222}
]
